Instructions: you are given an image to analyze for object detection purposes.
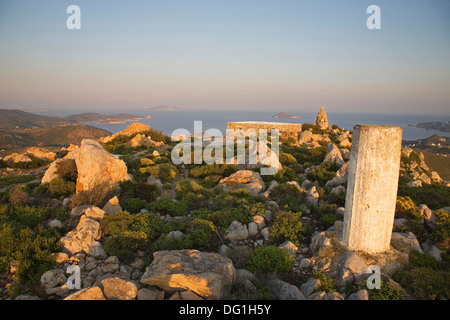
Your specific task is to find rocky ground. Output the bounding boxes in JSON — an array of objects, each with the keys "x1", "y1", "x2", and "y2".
[{"x1": 1, "y1": 117, "x2": 449, "y2": 301}]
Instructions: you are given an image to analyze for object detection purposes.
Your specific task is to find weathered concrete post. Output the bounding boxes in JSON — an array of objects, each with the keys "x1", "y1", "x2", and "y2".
[{"x1": 342, "y1": 125, "x2": 403, "y2": 254}]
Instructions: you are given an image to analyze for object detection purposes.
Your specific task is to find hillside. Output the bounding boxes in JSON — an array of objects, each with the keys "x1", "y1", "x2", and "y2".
[
  {"x1": 415, "y1": 121, "x2": 450, "y2": 133},
  {"x1": 0, "y1": 109, "x2": 76, "y2": 130},
  {"x1": 0, "y1": 125, "x2": 111, "y2": 152}
]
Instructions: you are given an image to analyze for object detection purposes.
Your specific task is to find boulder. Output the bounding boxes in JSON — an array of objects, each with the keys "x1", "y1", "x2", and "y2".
[
  {"x1": 347, "y1": 289, "x2": 369, "y2": 300},
  {"x1": 325, "y1": 176, "x2": 346, "y2": 188},
  {"x1": 225, "y1": 220, "x2": 249, "y2": 241},
  {"x1": 299, "y1": 278, "x2": 321, "y2": 298},
  {"x1": 390, "y1": 232, "x2": 423, "y2": 254},
  {"x1": 126, "y1": 134, "x2": 164, "y2": 148},
  {"x1": 147, "y1": 176, "x2": 163, "y2": 187},
  {"x1": 407, "y1": 180, "x2": 422, "y2": 188},
  {"x1": 64, "y1": 287, "x2": 106, "y2": 300},
  {"x1": 336, "y1": 161, "x2": 350, "y2": 179},
  {"x1": 74, "y1": 139, "x2": 130, "y2": 194},
  {"x1": 140, "y1": 249, "x2": 236, "y2": 300},
  {"x1": 306, "y1": 186, "x2": 319, "y2": 207},
  {"x1": 323, "y1": 143, "x2": 345, "y2": 166},
  {"x1": 101, "y1": 122, "x2": 151, "y2": 143},
  {"x1": 60, "y1": 214, "x2": 102, "y2": 256},
  {"x1": 102, "y1": 196, "x2": 123, "y2": 215},
  {"x1": 336, "y1": 251, "x2": 369, "y2": 284},
  {"x1": 268, "y1": 279, "x2": 306, "y2": 300},
  {"x1": 101, "y1": 277, "x2": 138, "y2": 300},
  {"x1": 3, "y1": 153, "x2": 31, "y2": 164},
  {"x1": 26, "y1": 147, "x2": 56, "y2": 162},
  {"x1": 137, "y1": 287, "x2": 164, "y2": 300},
  {"x1": 218, "y1": 170, "x2": 265, "y2": 195}
]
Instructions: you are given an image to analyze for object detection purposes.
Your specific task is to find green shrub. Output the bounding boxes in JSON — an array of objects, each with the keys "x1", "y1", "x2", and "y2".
[
  {"x1": 135, "y1": 182, "x2": 160, "y2": 202},
  {"x1": 393, "y1": 267, "x2": 449, "y2": 300},
  {"x1": 9, "y1": 156, "x2": 47, "y2": 169},
  {"x1": 269, "y1": 211, "x2": 304, "y2": 246},
  {"x1": 272, "y1": 167, "x2": 298, "y2": 184},
  {"x1": 0, "y1": 209, "x2": 61, "y2": 297},
  {"x1": 269, "y1": 183, "x2": 305, "y2": 212},
  {"x1": 8, "y1": 186, "x2": 30, "y2": 206},
  {"x1": 130, "y1": 212, "x2": 165, "y2": 242},
  {"x1": 102, "y1": 211, "x2": 134, "y2": 236},
  {"x1": 279, "y1": 152, "x2": 298, "y2": 166},
  {"x1": 429, "y1": 209, "x2": 450, "y2": 252},
  {"x1": 395, "y1": 196, "x2": 422, "y2": 222},
  {"x1": 312, "y1": 270, "x2": 338, "y2": 293},
  {"x1": 103, "y1": 235, "x2": 146, "y2": 262},
  {"x1": 152, "y1": 156, "x2": 170, "y2": 164},
  {"x1": 189, "y1": 163, "x2": 235, "y2": 178},
  {"x1": 140, "y1": 163, "x2": 179, "y2": 182},
  {"x1": 246, "y1": 246, "x2": 294, "y2": 274},
  {"x1": 367, "y1": 280, "x2": 405, "y2": 300},
  {"x1": 9, "y1": 205, "x2": 50, "y2": 230},
  {"x1": 186, "y1": 218, "x2": 221, "y2": 250},
  {"x1": 48, "y1": 177, "x2": 76, "y2": 199},
  {"x1": 150, "y1": 197, "x2": 191, "y2": 217},
  {"x1": 175, "y1": 179, "x2": 203, "y2": 198},
  {"x1": 307, "y1": 162, "x2": 338, "y2": 186},
  {"x1": 0, "y1": 175, "x2": 37, "y2": 189},
  {"x1": 122, "y1": 198, "x2": 149, "y2": 213},
  {"x1": 409, "y1": 251, "x2": 441, "y2": 270},
  {"x1": 397, "y1": 183, "x2": 450, "y2": 210},
  {"x1": 140, "y1": 158, "x2": 155, "y2": 166}
]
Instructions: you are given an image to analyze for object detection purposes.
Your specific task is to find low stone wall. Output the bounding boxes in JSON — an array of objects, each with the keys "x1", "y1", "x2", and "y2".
[{"x1": 227, "y1": 122, "x2": 302, "y2": 140}]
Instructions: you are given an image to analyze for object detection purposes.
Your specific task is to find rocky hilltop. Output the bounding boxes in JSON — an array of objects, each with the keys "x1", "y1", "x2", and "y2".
[{"x1": 0, "y1": 113, "x2": 449, "y2": 301}]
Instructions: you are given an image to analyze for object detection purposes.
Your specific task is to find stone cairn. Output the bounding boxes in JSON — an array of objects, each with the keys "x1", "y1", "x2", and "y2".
[{"x1": 314, "y1": 107, "x2": 329, "y2": 130}]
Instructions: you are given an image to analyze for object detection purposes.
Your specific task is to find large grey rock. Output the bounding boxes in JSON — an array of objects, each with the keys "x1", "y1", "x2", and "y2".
[
  {"x1": 337, "y1": 251, "x2": 368, "y2": 283},
  {"x1": 140, "y1": 249, "x2": 236, "y2": 300},
  {"x1": 60, "y1": 214, "x2": 102, "y2": 256},
  {"x1": 347, "y1": 289, "x2": 369, "y2": 300},
  {"x1": 268, "y1": 279, "x2": 306, "y2": 300},
  {"x1": 75, "y1": 139, "x2": 130, "y2": 194},
  {"x1": 390, "y1": 232, "x2": 423, "y2": 254},
  {"x1": 306, "y1": 186, "x2": 320, "y2": 207},
  {"x1": 102, "y1": 196, "x2": 123, "y2": 215},
  {"x1": 225, "y1": 220, "x2": 249, "y2": 241},
  {"x1": 323, "y1": 143, "x2": 345, "y2": 166},
  {"x1": 300, "y1": 278, "x2": 321, "y2": 298}
]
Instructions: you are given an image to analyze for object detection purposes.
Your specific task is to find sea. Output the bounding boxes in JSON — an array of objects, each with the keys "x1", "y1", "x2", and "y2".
[{"x1": 44, "y1": 109, "x2": 450, "y2": 142}]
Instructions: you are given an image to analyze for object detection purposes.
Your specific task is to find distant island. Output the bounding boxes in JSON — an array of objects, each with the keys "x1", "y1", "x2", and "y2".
[
  {"x1": 273, "y1": 112, "x2": 300, "y2": 119},
  {"x1": 65, "y1": 113, "x2": 151, "y2": 123},
  {"x1": 413, "y1": 121, "x2": 450, "y2": 133},
  {"x1": 149, "y1": 105, "x2": 180, "y2": 111}
]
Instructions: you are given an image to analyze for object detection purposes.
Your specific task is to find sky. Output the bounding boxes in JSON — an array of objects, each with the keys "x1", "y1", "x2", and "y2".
[{"x1": 0, "y1": 0, "x2": 449, "y2": 115}]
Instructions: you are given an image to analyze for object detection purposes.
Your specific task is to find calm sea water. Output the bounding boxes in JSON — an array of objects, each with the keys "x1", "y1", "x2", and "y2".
[{"x1": 46, "y1": 109, "x2": 450, "y2": 141}]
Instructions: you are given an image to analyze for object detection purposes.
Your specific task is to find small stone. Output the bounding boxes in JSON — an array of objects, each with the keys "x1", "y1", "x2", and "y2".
[
  {"x1": 260, "y1": 227, "x2": 270, "y2": 240},
  {"x1": 299, "y1": 258, "x2": 311, "y2": 269},
  {"x1": 180, "y1": 290, "x2": 204, "y2": 300},
  {"x1": 347, "y1": 289, "x2": 369, "y2": 300}
]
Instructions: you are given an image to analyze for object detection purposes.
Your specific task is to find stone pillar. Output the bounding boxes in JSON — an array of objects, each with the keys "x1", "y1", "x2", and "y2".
[{"x1": 342, "y1": 125, "x2": 402, "y2": 254}]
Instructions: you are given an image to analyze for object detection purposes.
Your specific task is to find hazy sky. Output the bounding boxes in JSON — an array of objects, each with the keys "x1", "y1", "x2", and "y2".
[{"x1": 0, "y1": 0, "x2": 449, "y2": 114}]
